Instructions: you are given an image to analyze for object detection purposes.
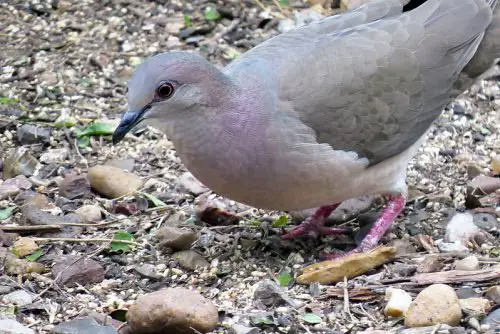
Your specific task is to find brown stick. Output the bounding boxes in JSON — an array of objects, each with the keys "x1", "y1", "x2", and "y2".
[
  {"x1": 1, "y1": 225, "x2": 61, "y2": 232},
  {"x1": 411, "y1": 268, "x2": 500, "y2": 285}
]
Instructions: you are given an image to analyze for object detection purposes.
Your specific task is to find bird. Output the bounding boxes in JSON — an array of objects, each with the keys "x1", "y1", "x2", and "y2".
[{"x1": 113, "y1": 0, "x2": 499, "y2": 259}]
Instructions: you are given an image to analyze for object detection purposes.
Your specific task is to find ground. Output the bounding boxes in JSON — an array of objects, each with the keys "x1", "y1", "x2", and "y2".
[{"x1": 0, "y1": 1, "x2": 499, "y2": 333}]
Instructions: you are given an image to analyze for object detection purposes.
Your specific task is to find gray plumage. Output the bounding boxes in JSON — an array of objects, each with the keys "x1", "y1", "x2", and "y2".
[{"x1": 114, "y1": 0, "x2": 499, "y2": 212}]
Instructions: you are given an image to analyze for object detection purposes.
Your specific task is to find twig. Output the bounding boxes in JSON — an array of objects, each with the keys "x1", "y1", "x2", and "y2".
[
  {"x1": 252, "y1": 0, "x2": 286, "y2": 19},
  {"x1": 1, "y1": 225, "x2": 62, "y2": 232},
  {"x1": 32, "y1": 237, "x2": 141, "y2": 246}
]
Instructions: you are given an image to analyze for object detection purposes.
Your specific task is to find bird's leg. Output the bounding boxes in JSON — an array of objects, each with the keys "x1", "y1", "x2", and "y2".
[
  {"x1": 323, "y1": 193, "x2": 406, "y2": 260},
  {"x1": 282, "y1": 203, "x2": 351, "y2": 240}
]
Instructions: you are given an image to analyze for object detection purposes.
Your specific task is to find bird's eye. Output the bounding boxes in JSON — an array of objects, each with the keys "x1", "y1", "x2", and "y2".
[{"x1": 156, "y1": 81, "x2": 174, "y2": 99}]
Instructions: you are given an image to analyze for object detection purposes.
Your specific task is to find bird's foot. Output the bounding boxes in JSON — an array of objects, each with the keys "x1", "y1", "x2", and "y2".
[
  {"x1": 282, "y1": 203, "x2": 351, "y2": 240},
  {"x1": 320, "y1": 193, "x2": 407, "y2": 260}
]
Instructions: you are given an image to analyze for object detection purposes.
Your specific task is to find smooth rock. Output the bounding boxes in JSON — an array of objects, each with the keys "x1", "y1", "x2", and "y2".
[
  {"x1": 0, "y1": 175, "x2": 32, "y2": 200},
  {"x1": 156, "y1": 226, "x2": 199, "y2": 251},
  {"x1": 0, "y1": 319, "x2": 34, "y2": 334},
  {"x1": 88, "y1": 165, "x2": 143, "y2": 199},
  {"x1": 134, "y1": 264, "x2": 160, "y2": 280},
  {"x1": 40, "y1": 148, "x2": 69, "y2": 164},
  {"x1": 3, "y1": 148, "x2": 39, "y2": 179},
  {"x1": 75, "y1": 205, "x2": 102, "y2": 223},
  {"x1": 126, "y1": 288, "x2": 218, "y2": 334},
  {"x1": 468, "y1": 175, "x2": 500, "y2": 194},
  {"x1": 58, "y1": 173, "x2": 91, "y2": 199},
  {"x1": 16, "y1": 124, "x2": 51, "y2": 144},
  {"x1": 384, "y1": 287, "x2": 412, "y2": 317},
  {"x1": 21, "y1": 205, "x2": 83, "y2": 226},
  {"x1": 52, "y1": 256, "x2": 105, "y2": 287},
  {"x1": 2, "y1": 290, "x2": 34, "y2": 306},
  {"x1": 404, "y1": 284, "x2": 461, "y2": 327},
  {"x1": 444, "y1": 213, "x2": 481, "y2": 245},
  {"x1": 173, "y1": 250, "x2": 209, "y2": 270},
  {"x1": 254, "y1": 279, "x2": 302, "y2": 308},
  {"x1": 51, "y1": 318, "x2": 117, "y2": 334},
  {"x1": 459, "y1": 297, "x2": 492, "y2": 317},
  {"x1": 453, "y1": 255, "x2": 480, "y2": 271},
  {"x1": 178, "y1": 172, "x2": 209, "y2": 195},
  {"x1": 485, "y1": 286, "x2": 500, "y2": 304},
  {"x1": 104, "y1": 158, "x2": 135, "y2": 172}
]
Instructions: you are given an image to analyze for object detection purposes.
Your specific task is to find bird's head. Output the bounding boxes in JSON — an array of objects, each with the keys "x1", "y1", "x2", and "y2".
[{"x1": 112, "y1": 51, "x2": 231, "y2": 144}]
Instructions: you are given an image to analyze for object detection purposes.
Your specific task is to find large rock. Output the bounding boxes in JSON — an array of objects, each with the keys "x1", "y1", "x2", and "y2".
[
  {"x1": 58, "y1": 173, "x2": 91, "y2": 199},
  {"x1": 126, "y1": 288, "x2": 218, "y2": 334},
  {"x1": 52, "y1": 256, "x2": 105, "y2": 287},
  {"x1": 404, "y1": 284, "x2": 461, "y2": 327},
  {"x1": 0, "y1": 319, "x2": 34, "y2": 334},
  {"x1": 88, "y1": 165, "x2": 143, "y2": 199}
]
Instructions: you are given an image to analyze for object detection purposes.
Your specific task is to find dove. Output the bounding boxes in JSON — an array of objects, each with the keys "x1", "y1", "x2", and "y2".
[{"x1": 113, "y1": 0, "x2": 499, "y2": 259}]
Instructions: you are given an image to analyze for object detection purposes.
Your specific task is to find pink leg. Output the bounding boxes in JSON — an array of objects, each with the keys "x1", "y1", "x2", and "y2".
[
  {"x1": 323, "y1": 193, "x2": 406, "y2": 260},
  {"x1": 282, "y1": 203, "x2": 351, "y2": 240}
]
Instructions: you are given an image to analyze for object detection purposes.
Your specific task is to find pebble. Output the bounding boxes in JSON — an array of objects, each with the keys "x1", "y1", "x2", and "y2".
[
  {"x1": 16, "y1": 124, "x2": 51, "y2": 144},
  {"x1": 52, "y1": 256, "x2": 105, "y2": 287},
  {"x1": 51, "y1": 318, "x2": 117, "y2": 334},
  {"x1": 0, "y1": 319, "x2": 34, "y2": 334},
  {"x1": 0, "y1": 175, "x2": 32, "y2": 200},
  {"x1": 384, "y1": 287, "x2": 412, "y2": 317},
  {"x1": 453, "y1": 255, "x2": 480, "y2": 271},
  {"x1": 2, "y1": 290, "x2": 34, "y2": 306},
  {"x1": 88, "y1": 165, "x2": 143, "y2": 198},
  {"x1": 254, "y1": 279, "x2": 302, "y2": 308},
  {"x1": 178, "y1": 172, "x2": 209, "y2": 195},
  {"x1": 12, "y1": 237, "x2": 39, "y2": 257},
  {"x1": 134, "y1": 263, "x2": 160, "y2": 280},
  {"x1": 156, "y1": 226, "x2": 199, "y2": 251},
  {"x1": 485, "y1": 286, "x2": 500, "y2": 304},
  {"x1": 75, "y1": 204, "x2": 103, "y2": 223},
  {"x1": 173, "y1": 250, "x2": 210, "y2": 270},
  {"x1": 58, "y1": 173, "x2": 91, "y2": 199},
  {"x1": 459, "y1": 297, "x2": 492, "y2": 317},
  {"x1": 416, "y1": 255, "x2": 444, "y2": 273},
  {"x1": 126, "y1": 288, "x2": 218, "y2": 334},
  {"x1": 404, "y1": 284, "x2": 461, "y2": 327},
  {"x1": 468, "y1": 175, "x2": 500, "y2": 194},
  {"x1": 39, "y1": 148, "x2": 69, "y2": 164}
]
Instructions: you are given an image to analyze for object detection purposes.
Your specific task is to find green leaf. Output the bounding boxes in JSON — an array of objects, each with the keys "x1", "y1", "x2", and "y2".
[
  {"x1": 0, "y1": 207, "x2": 16, "y2": 221},
  {"x1": 0, "y1": 96, "x2": 18, "y2": 105},
  {"x1": 223, "y1": 47, "x2": 241, "y2": 60},
  {"x1": 250, "y1": 314, "x2": 276, "y2": 325},
  {"x1": 141, "y1": 192, "x2": 167, "y2": 208},
  {"x1": 25, "y1": 249, "x2": 43, "y2": 262},
  {"x1": 205, "y1": 6, "x2": 220, "y2": 21},
  {"x1": 280, "y1": 0, "x2": 290, "y2": 5},
  {"x1": 183, "y1": 216, "x2": 197, "y2": 226},
  {"x1": 302, "y1": 313, "x2": 322, "y2": 324},
  {"x1": 77, "y1": 122, "x2": 116, "y2": 138},
  {"x1": 183, "y1": 14, "x2": 192, "y2": 28},
  {"x1": 111, "y1": 231, "x2": 136, "y2": 252},
  {"x1": 77, "y1": 136, "x2": 90, "y2": 148},
  {"x1": 272, "y1": 215, "x2": 289, "y2": 228},
  {"x1": 277, "y1": 269, "x2": 293, "y2": 287}
]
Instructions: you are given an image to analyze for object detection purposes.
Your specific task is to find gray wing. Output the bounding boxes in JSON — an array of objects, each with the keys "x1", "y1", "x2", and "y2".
[{"x1": 226, "y1": 0, "x2": 495, "y2": 165}]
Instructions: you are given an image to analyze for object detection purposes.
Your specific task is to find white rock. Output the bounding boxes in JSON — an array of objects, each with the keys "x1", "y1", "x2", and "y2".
[
  {"x1": 384, "y1": 287, "x2": 412, "y2": 317},
  {"x1": 444, "y1": 213, "x2": 480, "y2": 245},
  {"x1": 454, "y1": 255, "x2": 480, "y2": 271},
  {"x1": 2, "y1": 290, "x2": 34, "y2": 306}
]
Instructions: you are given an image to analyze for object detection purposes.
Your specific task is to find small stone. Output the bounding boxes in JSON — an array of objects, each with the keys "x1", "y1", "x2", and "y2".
[
  {"x1": 126, "y1": 288, "x2": 218, "y2": 334},
  {"x1": 52, "y1": 318, "x2": 117, "y2": 334},
  {"x1": 39, "y1": 148, "x2": 69, "y2": 164},
  {"x1": 453, "y1": 256, "x2": 479, "y2": 271},
  {"x1": 0, "y1": 175, "x2": 32, "y2": 200},
  {"x1": 459, "y1": 297, "x2": 492, "y2": 317},
  {"x1": 88, "y1": 165, "x2": 143, "y2": 199},
  {"x1": 59, "y1": 173, "x2": 91, "y2": 199},
  {"x1": 0, "y1": 319, "x2": 34, "y2": 334},
  {"x1": 173, "y1": 250, "x2": 209, "y2": 270},
  {"x1": 104, "y1": 158, "x2": 135, "y2": 172},
  {"x1": 164, "y1": 211, "x2": 187, "y2": 227},
  {"x1": 178, "y1": 172, "x2": 209, "y2": 195},
  {"x1": 485, "y1": 286, "x2": 500, "y2": 304},
  {"x1": 75, "y1": 205, "x2": 103, "y2": 223},
  {"x1": 16, "y1": 124, "x2": 51, "y2": 144},
  {"x1": 3, "y1": 148, "x2": 40, "y2": 179},
  {"x1": 468, "y1": 175, "x2": 500, "y2": 194},
  {"x1": 384, "y1": 287, "x2": 412, "y2": 318},
  {"x1": 156, "y1": 226, "x2": 199, "y2": 251},
  {"x1": 52, "y1": 256, "x2": 105, "y2": 287},
  {"x1": 134, "y1": 264, "x2": 160, "y2": 280},
  {"x1": 444, "y1": 212, "x2": 481, "y2": 245},
  {"x1": 12, "y1": 237, "x2": 39, "y2": 257},
  {"x1": 404, "y1": 284, "x2": 461, "y2": 327},
  {"x1": 254, "y1": 279, "x2": 302, "y2": 308},
  {"x1": 481, "y1": 307, "x2": 500, "y2": 330},
  {"x1": 2, "y1": 290, "x2": 34, "y2": 306}
]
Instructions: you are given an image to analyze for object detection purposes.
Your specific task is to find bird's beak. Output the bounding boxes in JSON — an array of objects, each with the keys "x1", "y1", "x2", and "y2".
[{"x1": 112, "y1": 105, "x2": 150, "y2": 144}]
